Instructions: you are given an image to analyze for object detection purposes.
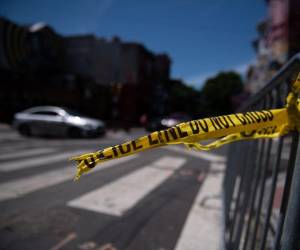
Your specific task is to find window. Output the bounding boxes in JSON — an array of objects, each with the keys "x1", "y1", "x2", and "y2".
[{"x1": 31, "y1": 111, "x2": 59, "y2": 116}]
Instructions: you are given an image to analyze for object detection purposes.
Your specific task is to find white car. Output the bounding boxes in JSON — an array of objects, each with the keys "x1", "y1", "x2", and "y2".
[{"x1": 13, "y1": 106, "x2": 105, "y2": 138}]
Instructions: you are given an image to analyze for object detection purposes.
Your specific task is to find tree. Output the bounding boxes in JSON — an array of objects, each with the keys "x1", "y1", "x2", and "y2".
[
  {"x1": 165, "y1": 79, "x2": 202, "y2": 118},
  {"x1": 201, "y1": 71, "x2": 244, "y2": 116}
]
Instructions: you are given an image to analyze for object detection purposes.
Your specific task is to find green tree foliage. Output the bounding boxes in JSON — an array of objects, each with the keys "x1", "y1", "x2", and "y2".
[
  {"x1": 165, "y1": 79, "x2": 202, "y2": 118},
  {"x1": 201, "y1": 71, "x2": 244, "y2": 116}
]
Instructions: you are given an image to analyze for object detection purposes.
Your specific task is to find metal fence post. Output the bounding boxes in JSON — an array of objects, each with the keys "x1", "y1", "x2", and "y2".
[
  {"x1": 222, "y1": 54, "x2": 300, "y2": 250},
  {"x1": 281, "y1": 140, "x2": 300, "y2": 250}
]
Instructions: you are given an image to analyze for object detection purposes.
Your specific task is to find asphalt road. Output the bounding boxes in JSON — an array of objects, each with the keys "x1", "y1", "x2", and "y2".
[{"x1": 0, "y1": 125, "x2": 226, "y2": 250}]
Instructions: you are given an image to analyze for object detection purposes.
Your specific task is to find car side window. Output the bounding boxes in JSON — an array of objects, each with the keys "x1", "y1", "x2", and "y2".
[{"x1": 31, "y1": 111, "x2": 59, "y2": 116}]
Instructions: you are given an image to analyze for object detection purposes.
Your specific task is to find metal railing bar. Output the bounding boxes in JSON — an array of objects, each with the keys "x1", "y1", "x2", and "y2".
[
  {"x1": 280, "y1": 138, "x2": 300, "y2": 250},
  {"x1": 248, "y1": 90, "x2": 276, "y2": 250},
  {"x1": 249, "y1": 139, "x2": 273, "y2": 250},
  {"x1": 242, "y1": 139, "x2": 266, "y2": 250},
  {"x1": 272, "y1": 133, "x2": 299, "y2": 250},
  {"x1": 243, "y1": 99, "x2": 267, "y2": 250},
  {"x1": 228, "y1": 142, "x2": 254, "y2": 247},
  {"x1": 259, "y1": 137, "x2": 284, "y2": 250},
  {"x1": 233, "y1": 141, "x2": 259, "y2": 250},
  {"x1": 224, "y1": 143, "x2": 239, "y2": 228},
  {"x1": 228, "y1": 144, "x2": 246, "y2": 239}
]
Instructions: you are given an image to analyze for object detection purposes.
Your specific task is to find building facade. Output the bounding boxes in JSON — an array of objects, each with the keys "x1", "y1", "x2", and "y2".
[
  {"x1": 63, "y1": 35, "x2": 170, "y2": 87},
  {"x1": 0, "y1": 18, "x2": 171, "y2": 125},
  {"x1": 246, "y1": 0, "x2": 300, "y2": 94}
]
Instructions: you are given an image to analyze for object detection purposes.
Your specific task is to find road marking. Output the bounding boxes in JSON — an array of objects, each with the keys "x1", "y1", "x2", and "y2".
[
  {"x1": 0, "y1": 155, "x2": 138, "y2": 201},
  {"x1": 174, "y1": 162, "x2": 225, "y2": 250},
  {"x1": 165, "y1": 145, "x2": 226, "y2": 162},
  {"x1": 0, "y1": 133, "x2": 21, "y2": 141},
  {"x1": 0, "y1": 148, "x2": 56, "y2": 161},
  {"x1": 0, "y1": 143, "x2": 40, "y2": 153},
  {"x1": 67, "y1": 156, "x2": 186, "y2": 216},
  {"x1": 50, "y1": 232, "x2": 77, "y2": 250},
  {"x1": 0, "y1": 150, "x2": 87, "y2": 172}
]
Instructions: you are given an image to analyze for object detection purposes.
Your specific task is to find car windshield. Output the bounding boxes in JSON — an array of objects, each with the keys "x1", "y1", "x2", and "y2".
[{"x1": 63, "y1": 108, "x2": 83, "y2": 116}]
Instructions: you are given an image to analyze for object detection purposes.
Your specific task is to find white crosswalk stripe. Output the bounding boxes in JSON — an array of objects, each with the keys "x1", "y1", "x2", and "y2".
[
  {"x1": 0, "y1": 132, "x2": 21, "y2": 141},
  {"x1": 175, "y1": 162, "x2": 224, "y2": 250},
  {"x1": 0, "y1": 150, "x2": 87, "y2": 172},
  {"x1": 0, "y1": 155, "x2": 139, "y2": 201},
  {"x1": 0, "y1": 148, "x2": 56, "y2": 161},
  {"x1": 0, "y1": 143, "x2": 38, "y2": 153},
  {"x1": 67, "y1": 156, "x2": 187, "y2": 216}
]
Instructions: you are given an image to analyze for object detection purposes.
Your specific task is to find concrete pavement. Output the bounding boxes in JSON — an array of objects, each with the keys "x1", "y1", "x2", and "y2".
[{"x1": 0, "y1": 125, "x2": 226, "y2": 250}]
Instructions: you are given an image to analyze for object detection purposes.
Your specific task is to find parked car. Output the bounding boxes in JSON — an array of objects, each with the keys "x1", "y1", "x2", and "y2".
[
  {"x1": 13, "y1": 106, "x2": 105, "y2": 138},
  {"x1": 146, "y1": 113, "x2": 191, "y2": 131}
]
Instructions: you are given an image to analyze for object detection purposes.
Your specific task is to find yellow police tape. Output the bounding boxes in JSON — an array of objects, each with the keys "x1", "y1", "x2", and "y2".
[{"x1": 71, "y1": 73, "x2": 300, "y2": 180}]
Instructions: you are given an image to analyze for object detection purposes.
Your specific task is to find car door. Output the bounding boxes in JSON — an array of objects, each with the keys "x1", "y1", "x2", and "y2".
[
  {"x1": 25, "y1": 111, "x2": 47, "y2": 135},
  {"x1": 41, "y1": 111, "x2": 65, "y2": 136},
  {"x1": 30, "y1": 111, "x2": 64, "y2": 136}
]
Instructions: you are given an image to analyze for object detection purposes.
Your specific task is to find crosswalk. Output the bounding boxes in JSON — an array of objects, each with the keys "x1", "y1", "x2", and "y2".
[
  {"x1": 0, "y1": 155, "x2": 139, "y2": 202},
  {"x1": 0, "y1": 132, "x2": 225, "y2": 249},
  {"x1": 0, "y1": 148, "x2": 56, "y2": 160},
  {"x1": 68, "y1": 156, "x2": 187, "y2": 216},
  {"x1": 0, "y1": 150, "x2": 88, "y2": 172}
]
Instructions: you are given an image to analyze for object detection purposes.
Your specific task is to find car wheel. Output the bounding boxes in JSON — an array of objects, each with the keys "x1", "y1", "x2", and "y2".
[
  {"x1": 19, "y1": 124, "x2": 31, "y2": 136},
  {"x1": 68, "y1": 127, "x2": 82, "y2": 138}
]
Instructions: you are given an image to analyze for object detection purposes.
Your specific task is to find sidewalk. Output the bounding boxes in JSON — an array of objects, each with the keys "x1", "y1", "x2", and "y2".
[{"x1": 166, "y1": 145, "x2": 226, "y2": 250}]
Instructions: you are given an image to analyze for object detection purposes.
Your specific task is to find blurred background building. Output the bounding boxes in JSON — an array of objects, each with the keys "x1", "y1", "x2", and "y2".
[
  {"x1": 0, "y1": 17, "x2": 171, "y2": 126},
  {"x1": 3, "y1": 0, "x2": 296, "y2": 126},
  {"x1": 246, "y1": 0, "x2": 300, "y2": 94}
]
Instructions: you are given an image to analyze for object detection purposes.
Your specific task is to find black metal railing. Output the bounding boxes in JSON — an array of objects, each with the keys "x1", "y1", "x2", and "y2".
[{"x1": 222, "y1": 53, "x2": 300, "y2": 250}]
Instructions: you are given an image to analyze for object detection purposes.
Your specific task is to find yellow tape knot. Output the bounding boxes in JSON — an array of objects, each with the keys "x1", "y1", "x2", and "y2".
[{"x1": 286, "y1": 73, "x2": 300, "y2": 132}]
